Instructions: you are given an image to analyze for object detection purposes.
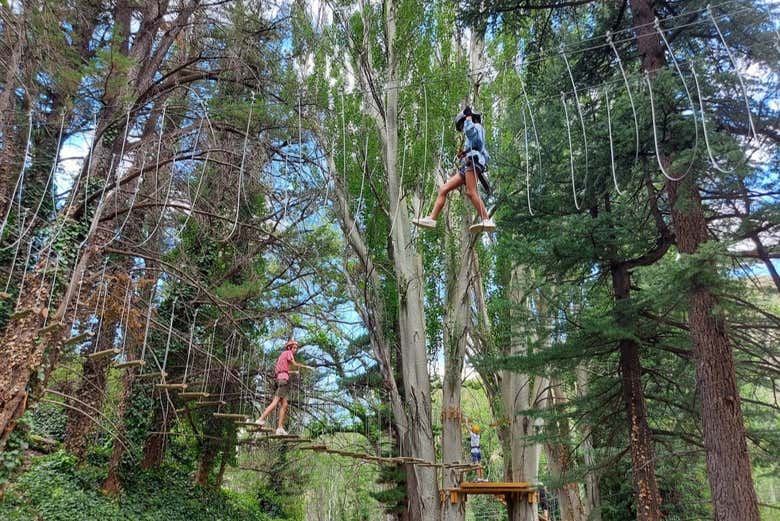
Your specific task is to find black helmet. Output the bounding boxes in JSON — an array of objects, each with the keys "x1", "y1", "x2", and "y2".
[{"x1": 454, "y1": 105, "x2": 482, "y2": 131}]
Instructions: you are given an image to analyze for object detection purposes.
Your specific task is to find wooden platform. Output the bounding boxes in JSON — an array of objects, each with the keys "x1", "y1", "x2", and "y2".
[
  {"x1": 444, "y1": 481, "x2": 538, "y2": 505},
  {"x1": 114, "y1": 359, "x2": 145, "y2": 369}
]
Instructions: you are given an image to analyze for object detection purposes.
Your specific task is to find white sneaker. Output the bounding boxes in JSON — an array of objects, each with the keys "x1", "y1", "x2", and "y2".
[
  {"x1": 275, "y1": 427, "x2": 288, "y2": 436},
  {"x1": 255, "y1": 419, "x2": 266, "y2": 427},
  {"x1": 470, "y1": 218, "x2": 496, "y2": 233},
  {"x1": 412, "y1": 217, "x2": 436, "y2": 229}
]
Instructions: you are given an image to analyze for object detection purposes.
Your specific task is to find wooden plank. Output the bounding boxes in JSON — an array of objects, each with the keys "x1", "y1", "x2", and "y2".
[
  {"x1": 212, "y1": 412, "x2": 250, "y2": 420},
  {"x1": 113, "y1": 360, "x2": 145, "y2": 369},
  {"x1": 87, "y1": 348, "x2": 120, "y2": 361},
  {"x1": 0, "y1": 291, "x2": 12, "y2": 300},
  {"x1": 38, "y1": 322, "x2": 64, "y2": 335},
  {"x1": 263, "y1": 434, "x2": 305, "y2": 441},
  {"x1": 154, "y1": 383, "x2": 188, "y2": 391},
  {"x1": 136, "y1": 371, "x2": 168, "y2": 380},
  {"x1": 9, "y1": 308, "x2": 34, "y2": 320},
  {"x1": 178, "y1": 392, "x2": 210, "y2": 400},
  {"x1": 63, "y1": 331, "x2": 94, "y2": 346},
  {"x1": 458, "y1": 482, "x2": 535, "y2": 495},
  {"x1": 195, "y1": 400, "x2": 227, "y2": 406}
]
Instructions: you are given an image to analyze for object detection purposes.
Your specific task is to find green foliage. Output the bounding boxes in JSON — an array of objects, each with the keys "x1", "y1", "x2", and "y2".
[
  {"x1": 0, "y1": 452, "x2": 284, "y2": 521},
  {"x1": 28, "y1": 401, "x2": 69, "y2": 442}
]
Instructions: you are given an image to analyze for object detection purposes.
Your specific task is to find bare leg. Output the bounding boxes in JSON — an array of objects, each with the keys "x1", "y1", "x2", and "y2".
[
  {"x1": 428, "y1": 174, "x2": 465, "y2": 220},
  {"x1": 259, "y1": 396, "x2": 280, "y2": 422},
  {"x1": 476, "y1": 464, "x2": 483, "y2": 480},
  {"x1": 463, "y1": 169, "x2": 489, "y2": 220},
  {"x1": 277, "y1": 397, "x2": 289, "y2": 430}
]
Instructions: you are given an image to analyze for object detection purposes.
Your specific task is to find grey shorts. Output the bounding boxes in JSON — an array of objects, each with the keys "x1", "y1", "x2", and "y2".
[
  {"x1": 471, "y1": 449, "x2": 481, "y2": 463},
  {"x1": 275, "y1": 378, "x2": 290, "y2": 399},
  {"x1": 459, "y1": 157, "x2": 485, "y2": 177}
]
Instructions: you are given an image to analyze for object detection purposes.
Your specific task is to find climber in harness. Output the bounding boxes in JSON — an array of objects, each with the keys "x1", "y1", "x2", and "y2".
[{"x1": 412, "y1": 106, "x2": 496, "y2": 233}]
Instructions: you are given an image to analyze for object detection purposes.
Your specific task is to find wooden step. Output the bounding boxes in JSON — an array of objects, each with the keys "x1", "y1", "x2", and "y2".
[
  {"x1": 0, "y1": 291, "x2": 12, "y2": 300},
  {"x1": 136, "y1": 371, "x2": 168, "y2": 380},
  {"x1": 38, "y1": 322, "x2": 65, "y2": 335},
  {"x1": 195, "y1": 400, "x2": 227, "y2": 407},
  {"x1": 154, "y1": 383, "x2": 188, "y2": 391},
  {"x1": 9, "y1": 308, "x2": 34, "y2": 320},
  {"x1": 212, "y1": 412, "x2": 250, "y2": 421},
  {"x1": 178, "y1": 392, "x2": 210, "y2": 400},
  {"x1": 63, "y1": 331, "x2": 94, "y2": 346},
  {"x1": 87, "y1": 348, "x2": 120, "y2": 361},
  {"x1": 114, "y1": 360, "x2": 146, "y2": 369}
]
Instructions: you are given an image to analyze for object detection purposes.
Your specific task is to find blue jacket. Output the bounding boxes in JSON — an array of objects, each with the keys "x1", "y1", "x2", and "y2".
[{"x1": 462, "y1": 119, "x2": 489, "y2": 170}]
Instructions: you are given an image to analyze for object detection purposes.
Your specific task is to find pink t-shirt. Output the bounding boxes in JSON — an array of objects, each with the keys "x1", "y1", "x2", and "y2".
[{"x1": 275, "y1": 350, "x2": 294, "y2": 379}]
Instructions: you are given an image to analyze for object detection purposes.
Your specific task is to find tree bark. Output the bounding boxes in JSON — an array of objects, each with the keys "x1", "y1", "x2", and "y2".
[
  {"x1": 102, "y1": 365, "x2": 136, "y2": 495},
  {"x1": 576, "y1": 365, "x2": 602, "y2": 521},
  {"x1": 612, "y1": 264, "x2": 663, "y2": 521},
  {"x1": 330, "y1": 0, "x2": 439, "y2": 517},
  {"x1": 141, "y1": 403, "x2": 172, "y2": 469},
  {"x1": 0, "y1": 8, "x2": 26, "y2": 219},
  {"x1": 64, "y1": 330, "x2": 114, "y2": 462},
  {"x1": 544, "y1": 379, "x2": 587, "y2": 521},
  {"x1": 441, "y1": 207, "x2": 471, "y2": 521},
  {"x1": 669, "y1": 177, "x2": 760, "y2": 521},
  {"x1": 628, "y1": 1, "x2": 761, "y2": 519}
]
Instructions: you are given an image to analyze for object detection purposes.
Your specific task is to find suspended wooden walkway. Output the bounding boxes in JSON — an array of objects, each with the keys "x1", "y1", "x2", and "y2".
[
  {"x1": 241, "y1": 429, "x2": 480, "y2": 471},
  {"x1": 442, "y1": 481, "x2": 539, "y2": 505}
]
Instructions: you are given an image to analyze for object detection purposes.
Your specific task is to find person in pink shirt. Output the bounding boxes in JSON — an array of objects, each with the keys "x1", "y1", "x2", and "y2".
[{"x1": 255, "y1": 339, "x2": 313, "y2": 435}]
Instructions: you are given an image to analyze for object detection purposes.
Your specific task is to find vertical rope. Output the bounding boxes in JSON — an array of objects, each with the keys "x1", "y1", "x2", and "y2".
[
  {"x1": 655, "y1": 17, "x2": 700, "y2": 178},
  {"x1": 224, "y1": 92, "x2": 255, "y2": 241},
  {"x1": 603, "y1": 86, "x2": 623, "y2": 195},
  {"x1": 561, "y1": 93, "x2": 581, "y2": 210},
  {"x1": 139, "y1": 280, "x2": 156, "y2": 363},
  {"x1": 691, "y1": 64, "x2": 735, "y2": 174},
  {"x1": 520, "y1": 108, "x2": 534, "y2": 215},
  {"x1": 606, "y1": 32, "x2": 640, "y2": 166},
  {"x1": 559, "y1": 45, "x2": 589, "y2": 190},
  {"x1": 0, "y1": 107, "x2": 33, "y2": 238},
  {"x1": 645, "y1": 73, "x2": 687, "y2": 181},
  {"x1": 707, "y1": 5, "x2": 756, "y2": 140}
]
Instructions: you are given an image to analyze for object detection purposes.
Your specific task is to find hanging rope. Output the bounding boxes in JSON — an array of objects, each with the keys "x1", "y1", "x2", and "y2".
[
  {"x1": 645, "y1": 72, "x2": 688, "y2": 182},
  {"x1": 561, "y1": 93, "x2": 581, "y2": 210},
  {"x1": 139, "y1": 281, "x2": 157, "y2": 363},
  {"x1": 224, "y1": 92, "x2": 255, "y2": 242},
  {"x1": 691, "y1": 64, "x2": 735, "y2": 174},
  {"x1": 134, "y1": 103, "x2": 171, "y2": 247},
  {"x1": 606, "y1": 32, "x2": 640, "y2": 167},
  {"x1": 520, "y1": 79, "x2": 543, "y2": 199},
  {"x1": 655, "y1": 17, "x2": 700, "y2": 179},
  {"x1": 707, "y1": 5, "x2": 757, "y2": 141},
  {"x1": 603, "y1": 86, "x2": 623, "y2": 195},
  {"x1": 2, "y1": 110, "x2": 66, "y2": 252},
  {"x1": 519, "y1": 108, "x2": 534, "y2": 215},
  {"x1": 0, "y1": 108, "x2": 33, "y2": 239},
  {"x1": 160, "y1": 296, "x2": 179, "y2": 379},
  {"x1": 559, "y1": 45, "x2": 589, "y2": 191}
]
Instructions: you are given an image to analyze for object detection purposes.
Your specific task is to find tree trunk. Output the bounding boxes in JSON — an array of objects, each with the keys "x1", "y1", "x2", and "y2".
[
  {"x1": 441, "y1": 209, "x2": 472, "y2": 521},
  {"x1": 0, "y1": 9, "x2": 26, "y2": 219},
  {"x1": 102, "y1": 365, "x2": 136, "y2": 495},
  {"x1": 668, "y1": 177, "x2": 760, "y2": 521},
  {"x1": 612, "y1": 264, "x2": 663, "y2": 521},
  {"x1": 628, "y1": 1, "x2": 761, "y2": 519},
  {"x1": 141, "y1": 403, "x2": 172, "y2": 469},
  {"x1": 544, "y1": 379, "x2": 587, "y2": 521},
  {"x1": 196, "y1": 439, "x2": 219, "y2": 486},
  {"x1": 64, "y1": 328, "x2": 114, "y2": 461},
  {"x1": 576, "y1": 365, "x2": 602, "y2": 521}
]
